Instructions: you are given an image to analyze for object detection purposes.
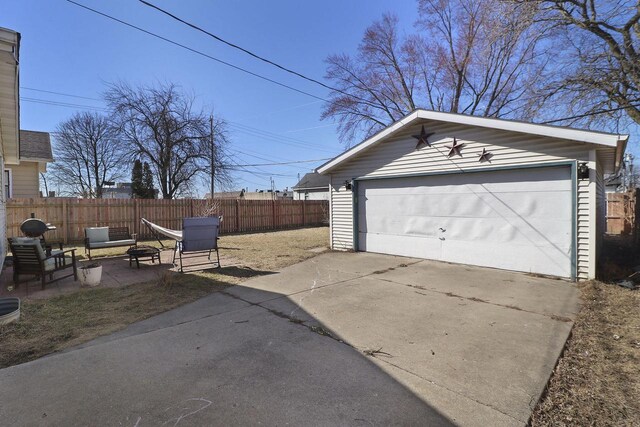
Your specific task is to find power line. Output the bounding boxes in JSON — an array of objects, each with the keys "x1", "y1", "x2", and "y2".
[
  {"x1": 21, "y1": 87, "x2": 102, "y2": 101},
  {"x1": 540, "y1": 103, "x2": 640, "y2": 124},
  {"x1": 20, "y1": 97, "x2": 108, "y2": 111},
  {"x1": 138, "y1": 0, "x2": 378, "y2": 110},
  {"x1": 222, "y1": 158, "x2": 330, "y2": 167},
  {"x1": 64, "y1": 0, "x2": 326, "y2": 101},
  {"x1": 228, "y1": 123, "x2": 336, "y2": 153}
]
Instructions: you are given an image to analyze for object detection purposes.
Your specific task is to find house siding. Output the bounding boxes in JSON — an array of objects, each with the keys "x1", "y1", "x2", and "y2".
[
  {"x1": 8, "y1": 161, "x2": 39, "y2": 198},
  {"x1": 328, "y1": 120, "x2": 601, "y2": 279},
  {"x1": 0, "y1": 155, "x2": 6, "y2": 265}
]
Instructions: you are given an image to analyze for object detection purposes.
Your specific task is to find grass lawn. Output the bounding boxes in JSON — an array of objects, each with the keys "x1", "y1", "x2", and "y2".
[
  {"x1": 531, "y1": 282, "x2": 640, "y2": 426},
  {"x1": 0, "y1": 226, "x2": 329, "y2": 369}
]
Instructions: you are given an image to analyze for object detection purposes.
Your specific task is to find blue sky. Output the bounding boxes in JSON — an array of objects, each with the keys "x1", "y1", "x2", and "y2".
[
  {"x1": 2, "y1": 0, "x2": 418, "y2": 195},
  {"x1": 3, "y1": 0, "x2": 638, "y2": 196}
]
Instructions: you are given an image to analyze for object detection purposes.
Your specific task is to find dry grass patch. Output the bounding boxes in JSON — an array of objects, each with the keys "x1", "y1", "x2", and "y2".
[
  {"x1": 531, "y1": 281, "x2": 640, "y2": 426},
  {"x1": 0, "y1": 271, "x2": 229, "y2": 369},
  {"x1": 219, "y1": 226, "x2": 330, "y2": 271},
  {"x1": 1, "y1": 227, "x2": 330, "y2": 369}
]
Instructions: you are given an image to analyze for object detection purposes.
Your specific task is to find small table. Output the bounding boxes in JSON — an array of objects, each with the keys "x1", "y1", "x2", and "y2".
[{"x1": 126, "y1": 245, "x2": 161, "y2": 269}]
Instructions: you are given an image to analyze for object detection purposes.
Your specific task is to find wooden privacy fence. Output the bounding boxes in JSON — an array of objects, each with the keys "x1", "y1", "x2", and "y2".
[
  {"x1": 6, "y1": 198, "x2": 329, "y2": 244},
  {"x1": 606, "y1": 190, "x2": 639, "y2": 235}
]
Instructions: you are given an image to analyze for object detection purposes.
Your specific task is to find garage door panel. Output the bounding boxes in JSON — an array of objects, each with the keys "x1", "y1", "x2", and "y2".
[
  {"x1": 360, "y1": 232, "x2": 442, "y2": 260},
  {"x1": 440, "y1": 239, "x2": 571, "y2": 278},
  {"x1": 358, "y1": 166, "x2": 573, "y2": 277},
  {"x1": 361, "y1": 215, "x2": 441, "y2": 237},
  {"x1": 438, "y1": 217, "x2": 571, "y2": 246},
  {"x1": 360, "y1": 189, "x2": 570, "y2": 220}
]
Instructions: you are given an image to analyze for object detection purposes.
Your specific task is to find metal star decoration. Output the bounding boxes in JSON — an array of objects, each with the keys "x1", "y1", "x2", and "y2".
[
  {"x1": 412, "y1": 125, "x2": 435, "y2": 150},
  {"x1": 477, "y1": 148, "x2": 493, "y2": 163},
  {"x1": 444, "y1": 138, "x2": 465, "y2": 157}
]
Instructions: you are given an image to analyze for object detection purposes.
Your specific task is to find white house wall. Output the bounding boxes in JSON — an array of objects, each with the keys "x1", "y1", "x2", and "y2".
[{"x1": 329, "y1": 119, "x2": 601, "y2": 279}]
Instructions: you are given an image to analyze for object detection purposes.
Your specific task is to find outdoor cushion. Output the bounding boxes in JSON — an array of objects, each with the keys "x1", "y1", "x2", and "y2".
[
  {"x1": 85, "y1": 227, "x2": 109, "y2": 243},
  {"x1": 10, "y1": 237, "x2": 46, "y2": 260},
  {"x1": 44, "y1": 257, "x2": 73, "y2": 271},
  {"x1": 88, "y1": 239, "x2": 136, "y2": 249}
]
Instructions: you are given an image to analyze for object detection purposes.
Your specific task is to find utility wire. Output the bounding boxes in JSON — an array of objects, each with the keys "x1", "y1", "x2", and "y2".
[
  {"x1": 221, "y1": 158, "x2": 330, "y2": 167},
  {"x1": 64, "y1": 0, "x2": 326, "y2": 101},
  {"x1": 540, "y1": 103, "x2": 640, "y2": 124},
  {"x1": 20, "y1": 97, "x2": 108, "y2": 111},
  {"x1": 21, "y1": 87, "x2": 102, "y2": 101},
  {"x1": 138, "y1": 0, "x2": 379, "y2": 110}
]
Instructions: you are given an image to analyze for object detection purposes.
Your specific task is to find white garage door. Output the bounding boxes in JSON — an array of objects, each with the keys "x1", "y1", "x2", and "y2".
[{"x1": 357, "y1": 166, "x2": 573, "y2": 277}]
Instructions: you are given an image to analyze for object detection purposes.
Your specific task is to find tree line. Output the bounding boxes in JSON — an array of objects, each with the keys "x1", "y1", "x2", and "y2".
[
  {"x1": 322, "y1": 0, "x2": 640, "y2": 145},
  {"x1": 44, "y1": 82, "x2": 230, "y2": 199}
]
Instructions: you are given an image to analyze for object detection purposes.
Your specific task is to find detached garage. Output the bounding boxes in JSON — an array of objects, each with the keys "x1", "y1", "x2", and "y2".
[{"x1": 317, "y1": 110, "x2": 628, "y2": 280}]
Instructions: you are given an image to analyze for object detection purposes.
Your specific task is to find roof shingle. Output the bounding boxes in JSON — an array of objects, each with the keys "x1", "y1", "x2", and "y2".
[
  {"x1": 19, "y1": 130, "x2": 53, "y2": 161},
  {"x1": 293, "y1": 172, "x2": 330, "y2": 190}
]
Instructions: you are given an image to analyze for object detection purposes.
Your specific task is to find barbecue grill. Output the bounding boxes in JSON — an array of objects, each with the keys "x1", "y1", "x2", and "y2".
[{"x1": 20, "y1": 218, "x2": 51, "y2": 238}]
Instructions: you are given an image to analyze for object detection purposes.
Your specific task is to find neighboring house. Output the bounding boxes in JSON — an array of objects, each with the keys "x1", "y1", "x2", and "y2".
[
  {"x1": 0, "y1": 27, "x2": 20, "y2": 266},
  {"x1": 203, "y1": 190, "x2": 245, "y2": 199},
  {"x1": 317, "y1": 109, "x2": 628, "y2": 281},
  {"x1": 103, "y1": 182, "x2": 133, "y2": 199},
  {"x1": 204, "y1": 189, "x2": 293, "y2": 200},
  {"x1": 103, "y1": 182, "x2": 159, "y2": 199},
  {"x1": 4, "y1": 130, "x2": 53, "y2": 198},
  {"x1": 292, "y1": 172, "x2": 329, "y2": 201},
  {"x1": 604, "y1": 174, "x2": 623, "y2": 193}
]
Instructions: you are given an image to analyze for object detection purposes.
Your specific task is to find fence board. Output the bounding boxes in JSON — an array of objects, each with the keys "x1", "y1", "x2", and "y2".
[
  {"x1": 7, "y1": 198, "x2": 328, "y2": 242},
  {"x1": 606, "y1": 190, "x2": 638, "y2": 235}
]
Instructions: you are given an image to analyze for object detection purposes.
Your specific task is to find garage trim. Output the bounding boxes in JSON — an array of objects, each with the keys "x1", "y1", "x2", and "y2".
[{"x1": 351, "y1": 160, "x2": 578, "y2": 280}]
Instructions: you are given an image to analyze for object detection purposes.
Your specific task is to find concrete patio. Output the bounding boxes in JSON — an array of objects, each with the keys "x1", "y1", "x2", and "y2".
[
  {"x1": 0, "y1": 252, "x2": 579, "y2": 426},
  {"x1": 0, "y1": 246, "x2": 238, "y2": 300}
]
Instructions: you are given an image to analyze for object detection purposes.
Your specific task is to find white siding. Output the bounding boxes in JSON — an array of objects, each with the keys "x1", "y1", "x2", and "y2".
[
  {"x1": 294, "y1": 189, "x2": 329, "y2": 201},
  {"x1": 0, "y1": 155, "x2": 6, "y2": 267},
  {"x1": 328, "y1": 120, "x2": 601, "y2": 279},
  {"x1": 8, "y1": 161, "x2": 39, "y2": 198}
]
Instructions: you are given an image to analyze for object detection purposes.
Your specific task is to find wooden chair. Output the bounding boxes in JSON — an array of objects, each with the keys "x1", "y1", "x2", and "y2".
[{"x1": 9, "y1": 238, "x2": 78, "y2": 291}]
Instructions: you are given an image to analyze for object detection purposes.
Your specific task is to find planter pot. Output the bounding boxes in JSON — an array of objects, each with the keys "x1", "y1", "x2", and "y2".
[
  {"x1": 0, "y1": 297, "x2": 20, "y2": 325},
  {"x1": 80, "y1": 264, "x2": 102, "y2": 287}
]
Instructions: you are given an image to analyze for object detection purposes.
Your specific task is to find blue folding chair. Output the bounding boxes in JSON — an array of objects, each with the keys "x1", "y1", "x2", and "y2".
[{"x1": 172, "y1": 217, "x2": 221, "y2": 272}]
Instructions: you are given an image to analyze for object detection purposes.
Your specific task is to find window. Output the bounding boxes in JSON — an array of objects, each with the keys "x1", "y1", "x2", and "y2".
[{"x1": 4, "y1": 169, "x2": 12, "y2": 199}]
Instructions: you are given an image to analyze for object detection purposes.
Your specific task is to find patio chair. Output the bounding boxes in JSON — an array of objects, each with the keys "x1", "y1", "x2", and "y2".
[
  {"x1": 173, "y1": 217, "x2": 221, "y2": 272},
  {"x1": 9, "y1": 237, "x2": 78, "y2": 291}
]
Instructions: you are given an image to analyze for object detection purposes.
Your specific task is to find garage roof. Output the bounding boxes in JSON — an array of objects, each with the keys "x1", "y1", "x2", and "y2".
[{"x1": 317, "y1": 109, "x2": 629, "y2": 174}]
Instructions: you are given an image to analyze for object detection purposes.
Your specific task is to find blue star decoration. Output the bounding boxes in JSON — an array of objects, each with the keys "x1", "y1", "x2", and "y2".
[
  {"x1": 412, "y1": 125, "x2": 435, "y2": 150},
  {"x1": 445, "y1": 138, "x2": 465, "y2": 157},
  {"x1": 478, "y1": 148, "x2": 493, "y2": 162}
]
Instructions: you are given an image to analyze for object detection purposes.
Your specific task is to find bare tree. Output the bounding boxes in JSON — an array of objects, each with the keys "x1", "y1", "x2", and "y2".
[
  {"x1": 322, "y1": 1, "x2": 551, "y2": 145},
  {"x1": 532, "y1": 0, "x2": 640, "y2": 126},
  {"x1": 49, "y1": 112, "x2": 124, "y2": 198},
  {"x1": 106, "y1": 82, "x2": 229, "y2": 199}
]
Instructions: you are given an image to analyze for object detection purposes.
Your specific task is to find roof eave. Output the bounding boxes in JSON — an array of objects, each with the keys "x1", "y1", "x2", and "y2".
[
  {"x1": 317, "y1": 109, "x2": 628, "y2": 174},
  {"x1": 614, "y1": 135, "x2": 629, "y2": 173}
]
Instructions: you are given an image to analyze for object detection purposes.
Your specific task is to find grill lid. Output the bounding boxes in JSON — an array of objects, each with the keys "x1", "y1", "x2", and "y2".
[{"x1": 20, "y1": 218, "x2": 49, "y2": 238}]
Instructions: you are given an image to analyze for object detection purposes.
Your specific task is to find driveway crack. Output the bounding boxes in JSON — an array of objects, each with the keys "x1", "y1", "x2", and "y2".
[
  {"x1": 372, "y1": 356, "x2": 526, "y2": 424},
  {"x1": 377, "y1": 277, "x2": 573, "y2": 323}
]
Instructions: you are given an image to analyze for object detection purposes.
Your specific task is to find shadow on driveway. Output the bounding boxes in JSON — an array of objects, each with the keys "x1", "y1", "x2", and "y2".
[{"x1": 0, "y1": 277, "x2": 455, "y2": 426}]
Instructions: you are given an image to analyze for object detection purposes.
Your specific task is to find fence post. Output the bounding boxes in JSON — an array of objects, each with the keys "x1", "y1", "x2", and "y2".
[
  {"x1": 235, "y1": 199, "x2": 240, "y2": 233},
  {"x1": 302, "y1": 200, "x2": 306, "y2": 226},
  {"x1": 134, "y1": 199, "x2": 139, "y2": 236},
  {"x1": 272, "y1": 200, "x2": 276, "y2": 230},
  {"x1": 190, "y1": 199, "x2": 194, "y2": 217},
  {"x1": 62, "y1": 199, "x2": 68, "y2": 244}
]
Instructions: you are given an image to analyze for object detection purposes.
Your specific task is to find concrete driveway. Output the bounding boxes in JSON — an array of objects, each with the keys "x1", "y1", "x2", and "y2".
[{"x1": 0, "y1": 252, "x2": 578, "y2": 426}]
